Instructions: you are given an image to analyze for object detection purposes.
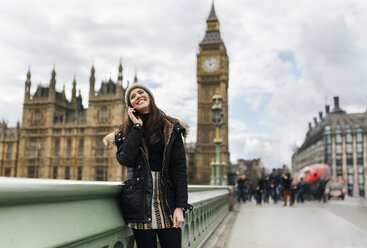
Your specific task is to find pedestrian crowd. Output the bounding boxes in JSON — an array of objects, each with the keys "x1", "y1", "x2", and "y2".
[{"x1": 235, "y1": 168, "x2": 328, "y2": 206}]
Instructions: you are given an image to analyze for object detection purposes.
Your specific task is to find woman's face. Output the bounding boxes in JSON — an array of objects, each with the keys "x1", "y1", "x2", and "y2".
[{"x1": 129, "y1": 88, "x2": 151, "y2": 113}]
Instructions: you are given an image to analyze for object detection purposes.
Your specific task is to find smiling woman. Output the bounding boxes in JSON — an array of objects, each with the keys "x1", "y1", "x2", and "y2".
[
  {"x1": 126, "y1": 87, "x2": 151, "y2": 114},
  {"x1": 103, "y1": 84, "x2": 192, "y2": 248}
]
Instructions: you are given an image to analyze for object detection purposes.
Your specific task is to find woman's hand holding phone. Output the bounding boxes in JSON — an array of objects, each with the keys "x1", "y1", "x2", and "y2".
[{"x1": 128, "y1": 107, "x2": 143, "y2": 125}]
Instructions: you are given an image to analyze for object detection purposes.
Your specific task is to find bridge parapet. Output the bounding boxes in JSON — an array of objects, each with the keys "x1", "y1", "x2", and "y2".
[{"x1": 0, "y1": 177, "x2": 234, "y2": 248}]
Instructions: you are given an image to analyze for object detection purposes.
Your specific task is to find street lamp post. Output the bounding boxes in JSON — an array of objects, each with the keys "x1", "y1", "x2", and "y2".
[{"x1": 211, "y1": 90, "x2": 226, "y2": 185}]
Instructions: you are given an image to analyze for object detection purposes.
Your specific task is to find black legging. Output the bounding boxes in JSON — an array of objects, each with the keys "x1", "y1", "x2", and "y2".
[{"x1": 132, "y1": 228, "x2": 182, "y2": 248}]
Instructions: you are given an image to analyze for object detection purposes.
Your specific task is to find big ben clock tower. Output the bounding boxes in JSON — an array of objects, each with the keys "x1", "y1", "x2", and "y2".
[{"x1": 194, "y1": 3, "x2": 230, "y2": 184}]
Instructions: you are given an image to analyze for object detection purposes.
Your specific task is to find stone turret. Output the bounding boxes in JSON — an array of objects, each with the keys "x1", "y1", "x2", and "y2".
[
  {"x1": 134, "y1": 72, "x2": 138, "y2": 84},
  {"x1": 325, "y1": 105, "x2": 330, "y2": 114},
  {"x1": 319, "y1": 111, "x2": 323, "y2": 121},
  {"x1": 332, "y1": 96, "x2": 345, "y2": 113},
  {"x1": 49, "y1": 66, "x2": 56, "y2": 100},
  {"x1": 72, "y1": 76, "x2": 77, "y2": 103},
  {"x1": 117, "y1": 60, "x2": 123, "y2": 84},
  {"x1": 24, "y1": 68, "x2": 31, "y2": 101},
  {"x1": 89, "y1": 65, "x2": 95, "y2": 98},
  {"x1": 71, "y1": 75, "x2": 76, "y2": 108}
]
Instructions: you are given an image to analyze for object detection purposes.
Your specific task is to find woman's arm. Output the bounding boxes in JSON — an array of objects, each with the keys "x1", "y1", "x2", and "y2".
[
  {"x1": 169, "y1": 134, "x2": 189, "y2": 209},
  {"x1": 115, "y1": 107, "x2": 144, "y2": 167},
  {"x1": 115, "y1": 125, "x2": 143, "y2": 167}
]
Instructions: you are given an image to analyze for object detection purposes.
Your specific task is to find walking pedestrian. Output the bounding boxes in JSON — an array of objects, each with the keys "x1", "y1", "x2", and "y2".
[
  {"x1": 104, "y1": 84, "x2": 192, "y2": 248},
  {"x1": 291, "y1": 184, "x2": 297, "y2": 204},
  {"x1": 282, "y1": 173, "x2": 293, "y2": 206},
  {"x1": 269, "y1": 168, "x2": 280, "y2": 204},
  {"x1": 254, "y1": 174, "x2": 264, "y2": 205},
  {"x1": 247, "y1": 181, "x2": 254, "y2": 202},
  {"x1": 296, "y1": 178, "x2": 306, "y2": 203},
  {"x1": 236, "y1": 174, "x2": 248, "y2": 203},
  {"x1": 262, "y1": 175, "x2": 270, "y2": 203}
]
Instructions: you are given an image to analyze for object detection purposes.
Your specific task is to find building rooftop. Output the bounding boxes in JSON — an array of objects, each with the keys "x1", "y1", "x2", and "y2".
[
  {"x1": 297, "y1": 96, "x2": 367, "y2": 153},
  {"x1": 201, "y1": 30, "x2": 223, "y2": 45}
]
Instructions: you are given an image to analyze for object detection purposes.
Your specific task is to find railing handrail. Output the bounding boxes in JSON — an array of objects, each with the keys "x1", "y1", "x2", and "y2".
[
  {"x1": 0, "y1": 177, "x2": 121, "y2": 206},
  {"x1": 0, "y1": 177, "x2": 234, "y2": 206},
  {"x1": 0, "y1": 177, "x2": 235, "y2": 248}
]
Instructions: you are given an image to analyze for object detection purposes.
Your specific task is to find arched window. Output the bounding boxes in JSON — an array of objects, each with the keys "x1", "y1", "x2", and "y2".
[
  {"x1": 96, "y1": 137, "x2": 108, "y2": 157},
  {"x1": 78, "y1": 138, "x2": 84, "y2": 157},
  {"x1": 65, "y1": 166, "x2": 70, "y2": 180},
  {"x1": 34, "y1": 110, "x2": 42, "y2": 124},
  {"x1": 6, "y1": 144, "x2": 12, "y2": 160},
  {"x1": 52, "y1": 167, "x2": 58, "y2": 179},
  {"x1": 100, "y1": 107, "x2": 108, "y2": 123},
  {"x1": 54, "y1": 139, "x2": 60, "y2": 157},
  {"x1": 66, "y1": 138, "x2": 72, "y2": 157},
  {"x1": 95, "y1": 166, "x2": 108, "y2": 181},
  {"x1": 30, "y1": 138, "x2": 41, "y2": 158},
  {"x1": 28, "y1": 166, "x2": 39, "y2": 178}
]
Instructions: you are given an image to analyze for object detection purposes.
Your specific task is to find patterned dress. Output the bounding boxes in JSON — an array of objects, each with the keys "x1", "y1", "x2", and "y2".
[{"x1": 128, "y1": 171, "x2": 172, "y2": 229}]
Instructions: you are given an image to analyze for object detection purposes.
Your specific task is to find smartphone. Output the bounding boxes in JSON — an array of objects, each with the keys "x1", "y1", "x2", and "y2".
[{"x1": 132, "y1": 109, "x2": 141, "y2": 119}]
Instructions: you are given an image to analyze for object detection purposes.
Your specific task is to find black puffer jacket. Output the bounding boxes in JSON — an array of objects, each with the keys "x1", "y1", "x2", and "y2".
[{"x1": 115, "y1": 118, "x2": 193, "y2": 224}]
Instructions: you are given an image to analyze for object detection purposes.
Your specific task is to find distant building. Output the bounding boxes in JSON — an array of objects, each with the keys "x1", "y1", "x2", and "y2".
[
  {"x1": 0, "y1": 62, "x2": 133, "y2": 181},
  {"x1": 282, "y1": 164, "x2": 291, "y2": 174},
  {"x1": 292, "y1": 96, "x2": 366, "y2": 197},
  {"x1": 230, "y1": 158, "x2": 264, "y2": 185},
  {"x1": 0, "y1": 122, "x2": 20, "y2": 177},
  {"x1": 185, "y1": 142, "x2": 197, "y2": 183}
]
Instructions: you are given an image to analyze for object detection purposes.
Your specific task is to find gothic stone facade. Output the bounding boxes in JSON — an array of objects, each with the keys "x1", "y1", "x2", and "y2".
[{"x1": 0, "y1": 62, "x2": 135, "y2": 181}]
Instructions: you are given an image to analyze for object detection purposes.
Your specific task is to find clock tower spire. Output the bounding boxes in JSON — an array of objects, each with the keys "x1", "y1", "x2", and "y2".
[
  {"x1": 194, "y1": 2, "x2": 230, "y2": 184},
  {"x1": 206, "y1": 1, "x2": 220, "y2": 31}
]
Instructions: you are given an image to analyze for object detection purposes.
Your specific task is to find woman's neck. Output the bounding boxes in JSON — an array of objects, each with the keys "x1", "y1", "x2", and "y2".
[{"x1": 142, "y1": 113, "x2": 150, "y2": 124}]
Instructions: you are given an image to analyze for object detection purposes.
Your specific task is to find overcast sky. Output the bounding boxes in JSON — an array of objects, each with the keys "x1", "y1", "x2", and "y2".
[{"x1": 1, "y1": 0, "x2": 367, "y2": 171}]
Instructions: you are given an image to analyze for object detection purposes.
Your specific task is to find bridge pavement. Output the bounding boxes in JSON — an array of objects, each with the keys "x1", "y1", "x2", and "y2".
[{"x1": 226, "y1": 199, "x2": 367, "y2": 248}]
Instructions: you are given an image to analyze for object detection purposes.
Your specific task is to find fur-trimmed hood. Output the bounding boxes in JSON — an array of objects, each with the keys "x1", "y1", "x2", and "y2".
[
  {"x1": 140, "y1": 116, "x2": 188, "y2": 161},
  {"x1": 165, "y1": 115, "x2": 189, "y2": 138}
]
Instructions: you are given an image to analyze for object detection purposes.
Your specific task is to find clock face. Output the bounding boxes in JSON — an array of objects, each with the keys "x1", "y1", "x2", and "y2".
[{"x1": 202, "y1": 56, "x2": 219, "y2": 73}]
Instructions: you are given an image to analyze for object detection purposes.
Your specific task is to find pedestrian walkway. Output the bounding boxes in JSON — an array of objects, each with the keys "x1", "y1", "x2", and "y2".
[
  {"x1": 334, "y1": 195, "x2": 367, "y2": 207},
  {"x1": 227, "y1": 201, "x2": 367, "y2": 248},
  {"x1": 324, "y1": 197, "x2": 367, "y2": 233}
]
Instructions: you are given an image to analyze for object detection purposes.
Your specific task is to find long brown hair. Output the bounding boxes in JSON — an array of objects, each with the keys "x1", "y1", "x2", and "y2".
[{"x1": 117, "y1": 88, "x2": 166, "y2": 145}]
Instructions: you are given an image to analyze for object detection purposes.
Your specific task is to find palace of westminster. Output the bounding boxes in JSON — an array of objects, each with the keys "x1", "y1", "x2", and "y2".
[{"x1": 0, "y1": 4, "x2": 230, "y2": 184}]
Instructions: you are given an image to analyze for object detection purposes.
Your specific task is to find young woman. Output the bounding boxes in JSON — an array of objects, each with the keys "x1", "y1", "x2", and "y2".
[{"x1": 104, "y1": 84, "x2": 192, "y2": 248}]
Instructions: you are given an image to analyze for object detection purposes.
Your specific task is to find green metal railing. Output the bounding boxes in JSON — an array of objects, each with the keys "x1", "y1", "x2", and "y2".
[{"x1": 0, "y1": 177, "x2": 234, "y2": 248}]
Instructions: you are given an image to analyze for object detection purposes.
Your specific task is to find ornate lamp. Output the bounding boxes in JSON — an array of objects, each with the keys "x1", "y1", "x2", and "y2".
[
  {"x1": 211, "y1": 90, "x2": 225, "y2": 185},
  {"x1": 212, "y1": 93, "x2": 223, "y2": 126}
]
